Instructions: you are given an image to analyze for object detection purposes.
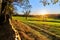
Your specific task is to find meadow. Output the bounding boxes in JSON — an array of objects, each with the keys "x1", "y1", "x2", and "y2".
[{"x1": 13, "y1": 16, "x2": 60, "y2": 36}]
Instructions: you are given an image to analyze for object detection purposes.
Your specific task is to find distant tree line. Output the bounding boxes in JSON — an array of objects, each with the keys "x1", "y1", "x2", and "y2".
[{"x1": 46, "y1": 14, "x2": 60, "y2": 19}]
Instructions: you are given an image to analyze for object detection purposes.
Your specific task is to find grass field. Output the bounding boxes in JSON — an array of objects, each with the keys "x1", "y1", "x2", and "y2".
[{"x1": 12, "y1": 16, "x2": 60, "y2": 36}]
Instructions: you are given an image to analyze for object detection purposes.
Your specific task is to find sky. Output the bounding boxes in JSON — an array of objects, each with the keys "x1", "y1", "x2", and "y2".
[{"x1": 14, "y1": 0, "x2": 60, "y2": 15}]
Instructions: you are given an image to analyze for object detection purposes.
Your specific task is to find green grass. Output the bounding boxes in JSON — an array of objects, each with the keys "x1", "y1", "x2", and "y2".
[
  {"x1": 12, "y1": 16, "x2": 60, "y2": 36},
  {"x1": 12, "y1": 16, "x2": 60, "y2": 26}
]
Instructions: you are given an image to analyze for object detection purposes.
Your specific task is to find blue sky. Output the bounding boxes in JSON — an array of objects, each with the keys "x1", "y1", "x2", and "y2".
[{"x1": 14, "y1": 0, "x2": 60, "y2": 15}]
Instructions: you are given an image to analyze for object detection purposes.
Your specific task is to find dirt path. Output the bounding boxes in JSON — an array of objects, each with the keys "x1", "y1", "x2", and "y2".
[{"x1": 11, "y1": 20, "x2": 50, "y2": 40}]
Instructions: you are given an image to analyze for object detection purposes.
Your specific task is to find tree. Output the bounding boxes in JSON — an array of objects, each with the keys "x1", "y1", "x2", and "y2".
[
  {"x1": 23, "y1": 10, "x2": 31, "y2": 19},
  {"x1": 21, "y1": 0, "x2": 31, "y2": 19},
  {"x1": 0, "y1": 0, "x2": 14, "y2": 23},
  {"x1": 0, "y1": 0, "x2": 24, "y2": 40},
  {"x1": 40, "y1": 0, "x2": 59, "y2": 6},
  {"x1": 0, "y1": 0, "x2": 27, "y2": 23}
]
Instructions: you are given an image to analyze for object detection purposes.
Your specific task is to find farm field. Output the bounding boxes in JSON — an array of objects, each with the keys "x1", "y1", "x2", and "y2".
[
  {"x1": 12, "y1": 16, "x2": 60, "y2": 40},
  {"x1": 13, "y1": 16, "x2": 60, "y2": 36}
]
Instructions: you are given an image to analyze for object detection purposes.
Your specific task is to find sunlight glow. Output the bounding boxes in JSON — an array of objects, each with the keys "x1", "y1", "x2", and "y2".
[{"x1": 40, "y1": 10, "x2": 49, "y2": 15}]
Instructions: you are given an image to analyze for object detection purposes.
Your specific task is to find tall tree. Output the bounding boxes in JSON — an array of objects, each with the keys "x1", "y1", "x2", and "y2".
[
  {"x1": 0, "y1": 0, "x2": 14, "y2": 23},
  {"x1": 0, "y1": 0, "x2": 24, "y2": 40},
  {"x1": 21, "y1": 0, "x2": 31, "y2": 19}
]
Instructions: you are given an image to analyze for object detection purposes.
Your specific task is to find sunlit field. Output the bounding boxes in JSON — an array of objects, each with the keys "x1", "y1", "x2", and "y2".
[
  {"x1": 13, "y1": 16, "x2": 60, "y2": 36},
  {"x1": 1, "y1": 0, "x2": 60, "y2": 40}
]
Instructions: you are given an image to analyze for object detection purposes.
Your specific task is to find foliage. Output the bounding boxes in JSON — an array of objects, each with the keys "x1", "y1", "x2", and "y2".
[{"x1": 40, "y1": 0, "x2": 59, "y2": 6}]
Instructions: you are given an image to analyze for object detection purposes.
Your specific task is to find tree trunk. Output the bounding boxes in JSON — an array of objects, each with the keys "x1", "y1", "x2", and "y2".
[
  {"x1": 26, "y1": 15, "x2": 28, "y2": 20},
  {"x1": 0, "y1": 0, "x2": 15, "y2": 40}
]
